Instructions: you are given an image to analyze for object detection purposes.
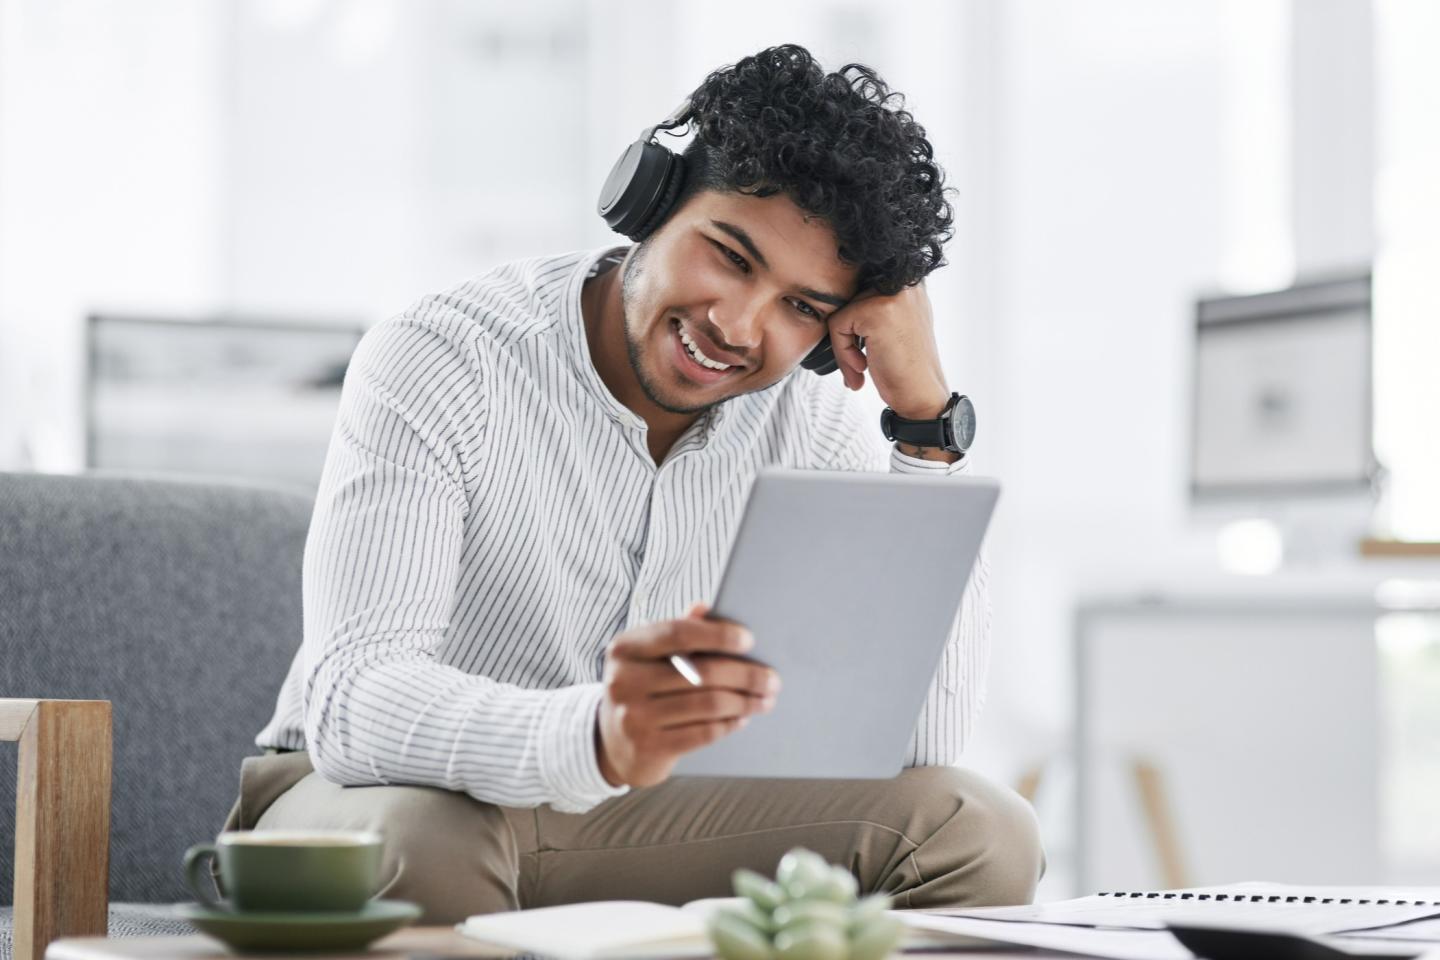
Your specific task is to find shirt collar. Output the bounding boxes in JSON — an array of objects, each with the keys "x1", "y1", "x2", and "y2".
[{"x1": 566, "y1": 245, "x2": 644, "y2": 430}]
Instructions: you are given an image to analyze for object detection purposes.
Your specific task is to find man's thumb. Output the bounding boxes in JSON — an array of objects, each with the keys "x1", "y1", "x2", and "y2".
[{"x1": 686, "y1": 602, "x2": 710, "y2": 619}]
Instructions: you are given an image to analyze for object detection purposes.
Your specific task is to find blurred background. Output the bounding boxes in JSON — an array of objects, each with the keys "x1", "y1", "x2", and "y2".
[{"x1": 2, "y1": 0, "x2": 1437, "y2": 900}]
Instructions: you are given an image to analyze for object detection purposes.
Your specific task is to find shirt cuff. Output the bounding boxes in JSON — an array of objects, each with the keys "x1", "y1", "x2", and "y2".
[
  {"x1": 889, "y1": 443, "x2": 971, "y2": 476},
  {"x1": 537, "y1": 682, "x2": 631, "y2": 813}
]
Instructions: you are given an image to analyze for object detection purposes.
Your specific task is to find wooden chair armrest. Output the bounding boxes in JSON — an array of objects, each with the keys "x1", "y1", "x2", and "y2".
[{"x1": 2, "y1": 699, "x2": 112, "y2": 960}]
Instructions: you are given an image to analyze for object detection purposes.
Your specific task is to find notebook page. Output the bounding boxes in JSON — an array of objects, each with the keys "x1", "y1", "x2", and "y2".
[
  {"x1": 457, "y1": 901, "x2": 709, "y2": 960},
  {"x1": 1337, "y1": 916, "x2": 1440, "y2": 943},
  {"x1": 900, "y1": 913, "x2": 1436, "y2": 960},
  {"x1": 926, "y1": 883, "x2": 1440, "y2": 936},
  {"x1": 896, "y1": 914, "x2": 1193, "y2": 960}
]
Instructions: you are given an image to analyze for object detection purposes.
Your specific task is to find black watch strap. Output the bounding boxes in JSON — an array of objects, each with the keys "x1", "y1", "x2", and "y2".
[
  {"x1": 882, "y1": 410, "x2": 949, "y2": 448},
  {"x1": 880, "y1": 392, "x2": 961, "y2": 452}
]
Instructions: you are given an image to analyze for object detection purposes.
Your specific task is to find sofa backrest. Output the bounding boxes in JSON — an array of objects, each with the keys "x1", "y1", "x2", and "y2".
[{"x1": 0, "y1": 470, "x2": 312, "y2": 904}]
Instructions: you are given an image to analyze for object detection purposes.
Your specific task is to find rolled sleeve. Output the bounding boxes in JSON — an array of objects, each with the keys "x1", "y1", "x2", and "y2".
[
  {"x1": 890, "y1": 444, "x2": 971, "y2": 476},
  {"x1": 537, "y1": 682, "x2": 632, "y2": 813}
]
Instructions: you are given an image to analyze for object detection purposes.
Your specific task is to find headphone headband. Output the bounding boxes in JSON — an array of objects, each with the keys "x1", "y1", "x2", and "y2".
[{"x1": 649, "y1": 97, "x2": 693, "y2": 138}]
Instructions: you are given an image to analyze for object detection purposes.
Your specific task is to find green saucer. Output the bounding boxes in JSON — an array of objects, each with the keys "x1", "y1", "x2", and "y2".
[{"x1": 175, "y1": 899, "x2": 422, "y2": 953}]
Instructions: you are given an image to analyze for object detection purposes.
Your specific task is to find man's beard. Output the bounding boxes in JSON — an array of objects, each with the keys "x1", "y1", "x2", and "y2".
[{"x1": 620, "y1": 239, "x2": 723, "y2": 417}]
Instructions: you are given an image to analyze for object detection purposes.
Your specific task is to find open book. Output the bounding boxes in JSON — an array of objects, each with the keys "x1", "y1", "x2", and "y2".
[{"x1": 456, "y1": 897, "x2": 1000, "y2": 960}]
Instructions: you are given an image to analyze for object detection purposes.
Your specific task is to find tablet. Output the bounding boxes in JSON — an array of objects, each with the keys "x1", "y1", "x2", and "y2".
[{"x1": 670, "y1": 467, "x2": 999, "y2": 779}]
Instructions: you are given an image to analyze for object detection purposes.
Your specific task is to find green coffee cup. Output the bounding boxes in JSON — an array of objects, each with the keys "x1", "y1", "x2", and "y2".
[{"x1": 183, "y1": 830, "x2": 385, "y2": 913}]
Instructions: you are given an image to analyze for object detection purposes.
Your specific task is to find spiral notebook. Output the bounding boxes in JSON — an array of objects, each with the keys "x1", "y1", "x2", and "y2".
[
  {"x1": 895, "y1": 883, "x2": 1440, "y2": 960},
  {"x1": 929, "y1": 882, "x2": 1440, "y2": 936}
]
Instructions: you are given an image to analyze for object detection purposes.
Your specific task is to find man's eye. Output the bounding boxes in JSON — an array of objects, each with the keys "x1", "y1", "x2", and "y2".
[
  {"x1": 712, "y1": 240, "x2": 749, "y2": 272},
  {"x1": 789, "y1": 298, "x2": 822, "y2": 319}
]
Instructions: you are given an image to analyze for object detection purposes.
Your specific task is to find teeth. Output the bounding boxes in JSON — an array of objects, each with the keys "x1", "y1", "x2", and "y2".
[{"x1": 677, "y1": 323, "x2": 733, "y2": 371}]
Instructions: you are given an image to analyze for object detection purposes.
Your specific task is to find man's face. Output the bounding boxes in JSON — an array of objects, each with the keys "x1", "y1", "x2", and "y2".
[{"x1": 619, "y1": 189, "x2": 859, "y2": 416}]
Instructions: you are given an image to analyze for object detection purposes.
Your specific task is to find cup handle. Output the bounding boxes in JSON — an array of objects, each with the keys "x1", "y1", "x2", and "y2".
[
  {"x1": 183, "y1": 844, "x2": 228, "y2": 911},
  {"x1": 371, "y1": 857, "x2": 404, "y2": 900}
]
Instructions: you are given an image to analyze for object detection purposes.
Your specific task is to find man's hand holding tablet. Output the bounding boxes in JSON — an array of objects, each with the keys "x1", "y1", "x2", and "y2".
[{"x1": 596, "y1": 602, "x2": 781, "y2": 788}]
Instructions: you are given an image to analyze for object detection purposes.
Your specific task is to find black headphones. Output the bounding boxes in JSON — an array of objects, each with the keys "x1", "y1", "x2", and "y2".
[{"x1": 596, "y1": 98, "x2": 850, "y2": 376}]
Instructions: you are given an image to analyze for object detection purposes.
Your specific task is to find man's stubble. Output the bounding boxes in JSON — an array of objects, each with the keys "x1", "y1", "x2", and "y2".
[{"x1": 619, "y1": 239, "x2": 723, "y2": 418}]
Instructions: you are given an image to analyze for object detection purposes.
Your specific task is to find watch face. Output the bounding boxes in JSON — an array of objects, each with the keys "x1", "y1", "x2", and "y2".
[{"x1": 948, "y1": 395, "x2": 977, "y2": 451}]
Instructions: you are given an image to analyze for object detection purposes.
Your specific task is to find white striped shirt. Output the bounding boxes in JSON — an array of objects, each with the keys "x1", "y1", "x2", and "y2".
[{"x1": 255, "y1": 246, "x2": 990, "y2": 814}]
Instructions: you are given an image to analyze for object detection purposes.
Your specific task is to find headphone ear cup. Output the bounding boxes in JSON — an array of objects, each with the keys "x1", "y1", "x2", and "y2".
[
  {"x1": 597, "y1": 140, "x2": 683, "y2": 241},
  {"x1": 629, "y1": 154, "x2": 686, "y2": 242},
  {"x1": 801, "y1": 337, "x2": 840, "y2": 375}
]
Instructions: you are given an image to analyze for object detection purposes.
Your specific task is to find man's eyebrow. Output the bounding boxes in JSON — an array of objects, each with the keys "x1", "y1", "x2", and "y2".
[
  {"x1": 710, "y1": 219, "x2": 850, "y2": 309},
  {"x1": 711, "y1": 219, "x2": 769, "y2": 269},
  {"x1": 797, "y1": 286, "x2": 849, "y2": 308}
]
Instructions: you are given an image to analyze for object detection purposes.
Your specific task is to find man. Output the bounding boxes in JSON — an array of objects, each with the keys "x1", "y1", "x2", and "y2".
[{"x1": 231, "y1": 44, "x2": 1041, "y2": 921}]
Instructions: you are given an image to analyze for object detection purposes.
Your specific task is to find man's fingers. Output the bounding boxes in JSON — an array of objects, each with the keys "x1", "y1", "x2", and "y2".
[
  {"x1": 619, "y1": 654, "x2": 778, "y2": 699},
  {"x1": 644, "y1": 688, "x2": 758, "y2": 728},
  {"x1": 833, "y1": 329, "x2": 866, "y2": 368},
  {"x1": 828, "y1": 329, "x2": 867, "y2": 391},
  {"x1": 657, "y1": 716, "x2": 748, "y2": 754},
  {"x1": 610, "y1": 615, "x2": 753, "y2": 661},
  {"x1": 613, "y1": 653, "x2": 783, "y2": 699}
]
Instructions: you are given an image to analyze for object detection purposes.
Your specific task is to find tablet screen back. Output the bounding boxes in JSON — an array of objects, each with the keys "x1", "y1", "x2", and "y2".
[{"x1": 670, "y1": 468, "x2": 999, "y2": 779}]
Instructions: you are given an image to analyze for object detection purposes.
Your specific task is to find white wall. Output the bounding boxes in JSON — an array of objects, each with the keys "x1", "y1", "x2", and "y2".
[
  {"x1": 219, "y1": 0, "x2": 598, "y2": 317},
  {"x1": 952, "y1": 1, "x2": 1236, "y2": 894},
  {"x1": 0, "y1": 0, "x2": 225, "y2": 470},
  {"x1": 1374, "y1": 0, "x2": 1440, "y2": 540},
  {"x1": 220, "y1": 0, "x2": 429, "y2": 317}
]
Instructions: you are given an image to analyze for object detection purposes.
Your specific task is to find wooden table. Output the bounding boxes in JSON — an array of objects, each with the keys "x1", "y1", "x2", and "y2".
[
  {"x1": 46, "y1": 928, "x2": 492, "y2": 960},
  {"x1": 45, "y1": 926, "x2": 1056, "y2": 959}
]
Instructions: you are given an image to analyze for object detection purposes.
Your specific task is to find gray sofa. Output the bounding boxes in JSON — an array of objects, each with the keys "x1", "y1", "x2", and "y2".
[{"x1": 0, "y1": 470, "x2": 313, "y2": 959}]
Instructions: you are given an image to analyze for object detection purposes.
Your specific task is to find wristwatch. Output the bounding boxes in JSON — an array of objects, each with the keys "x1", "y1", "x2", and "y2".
[{"x1": 880, "y1": 392, "x2": 976, "y2": 455}]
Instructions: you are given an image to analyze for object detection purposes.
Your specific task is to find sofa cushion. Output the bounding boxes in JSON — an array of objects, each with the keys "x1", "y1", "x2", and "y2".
[{"x1": 0, "y1": 470, "x2": 313, "y2": 905}]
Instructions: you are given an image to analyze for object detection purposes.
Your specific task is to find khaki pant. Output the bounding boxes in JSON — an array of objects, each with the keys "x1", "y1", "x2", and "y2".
[{"x1": 224, "y1": 751, "x2": 1042, "y2": 925}]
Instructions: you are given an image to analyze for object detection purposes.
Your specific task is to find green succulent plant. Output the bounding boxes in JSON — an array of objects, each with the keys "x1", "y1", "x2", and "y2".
[{"x1": 706, "y1": 849, "x2": 904, "y2": 960}]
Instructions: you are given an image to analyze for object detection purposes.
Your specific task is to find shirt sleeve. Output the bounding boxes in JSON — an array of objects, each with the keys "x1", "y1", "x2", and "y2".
[
  {"x1": 301, "y1": 311, "x2": 629, "y2": 813},
  {"x1": 808, "y1": 379, "x2": 992, "y2": 766}
]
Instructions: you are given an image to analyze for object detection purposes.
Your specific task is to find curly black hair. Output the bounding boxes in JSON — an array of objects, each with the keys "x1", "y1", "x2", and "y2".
[{"x1": 673, "y1": 43, "x2": 954, "y2": 296}]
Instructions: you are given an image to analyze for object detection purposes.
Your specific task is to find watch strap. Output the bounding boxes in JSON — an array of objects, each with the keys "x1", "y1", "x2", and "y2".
[
  {"x1": 881, "y1": 392, "x2": 960, "y2": 451},
  {"x1": 884, "y1": 412, "x2": 949, "y2": 448}
]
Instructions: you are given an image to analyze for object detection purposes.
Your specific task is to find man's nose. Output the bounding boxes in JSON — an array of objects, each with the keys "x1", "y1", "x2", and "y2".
[{"x1": 710, "y1": 292, "x2": 768, "y2": 350}]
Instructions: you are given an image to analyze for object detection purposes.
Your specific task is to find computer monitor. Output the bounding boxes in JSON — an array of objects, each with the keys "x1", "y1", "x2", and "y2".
[
  {"x1": 1190, "y1": 272, "x2": 1377, "y2": 506},
  {"x1": 86, "y1": 314, "x2": 365, "y2": 492}
]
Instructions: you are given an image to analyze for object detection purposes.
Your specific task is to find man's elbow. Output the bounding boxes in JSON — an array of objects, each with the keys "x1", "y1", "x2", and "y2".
[
  {"x1": 301, "y1": 672, "x2": 377, "y2": 787},
  {"x1": 303, "y1": 730, "x2": 361, "y2": 785}
]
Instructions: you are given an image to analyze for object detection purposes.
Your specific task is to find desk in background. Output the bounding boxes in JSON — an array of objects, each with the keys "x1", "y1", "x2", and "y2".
[{"x1": 1074, "y1": 572, "x2": 1440, "y2": 894}]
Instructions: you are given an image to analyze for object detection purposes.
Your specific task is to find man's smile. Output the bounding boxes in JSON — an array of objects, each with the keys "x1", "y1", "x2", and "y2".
[{"x1": 669, "y1": 317, "x2": 746, "y2": 384}]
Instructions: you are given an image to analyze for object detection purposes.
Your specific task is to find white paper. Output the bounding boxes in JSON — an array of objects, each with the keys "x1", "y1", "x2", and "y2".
[
  {"x1": 457, "y1": 897, "x2": 996, "y2": 960},
  {"x1": 1338, "y1": 916, "x2": 1440, "y2": 943},
  {"x1": 458, "y1": 901, "x2": 710, "y2": 960},
  {"x1": 901, "y1": 915, "x2": 1434, "y2": 960},
  {"x1": 1319, "y1": 935, "x2": 1440, "y2": 956},
  {"x1": 898, "y1": 914, "x2": 1192, "y2": 960}
]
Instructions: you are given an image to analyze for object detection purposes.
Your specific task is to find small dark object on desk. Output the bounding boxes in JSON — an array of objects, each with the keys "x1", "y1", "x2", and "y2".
[{"x1": 1168, "y1": 923, "x2": 1420, "y2": 960}]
